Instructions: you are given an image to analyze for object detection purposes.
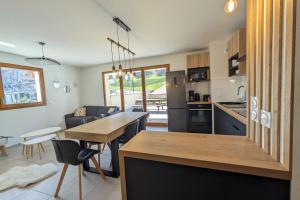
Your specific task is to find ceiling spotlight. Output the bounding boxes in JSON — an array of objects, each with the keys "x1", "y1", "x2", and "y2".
[{"x1": 224, "y1": 0, "x2": 238, "y2": 14}]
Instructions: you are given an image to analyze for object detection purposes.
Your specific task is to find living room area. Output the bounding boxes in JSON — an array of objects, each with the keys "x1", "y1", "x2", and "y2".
[{"x1": 1, "y1": 0, "x2": 300, "y2": 200}]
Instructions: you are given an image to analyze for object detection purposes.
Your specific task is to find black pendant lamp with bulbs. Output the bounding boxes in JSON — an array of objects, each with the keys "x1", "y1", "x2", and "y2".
[{"x1": 108, "y1": 17, "x2": 136, "y2": 80}]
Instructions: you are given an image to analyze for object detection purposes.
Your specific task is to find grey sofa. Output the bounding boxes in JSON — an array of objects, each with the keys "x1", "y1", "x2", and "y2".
[{"x1": 65, "y1": 106, "x2": 120, "y2": 129}]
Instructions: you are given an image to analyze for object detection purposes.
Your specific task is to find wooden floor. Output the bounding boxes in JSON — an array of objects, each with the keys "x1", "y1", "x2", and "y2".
[{"x1": 0, "y1": 126, "x2": 167, "y2": 200}]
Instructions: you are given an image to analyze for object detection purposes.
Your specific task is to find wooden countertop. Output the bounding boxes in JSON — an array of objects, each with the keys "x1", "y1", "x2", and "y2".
[
  {"x1": 119, "y1": 131, "x2": 290, "y2": 180},
  {"x1": 187, "y1": 101, "x2": 212, "y2": 105},
  {"x1": 214, "y1": 102, "x2": 247, "y2": 124}
]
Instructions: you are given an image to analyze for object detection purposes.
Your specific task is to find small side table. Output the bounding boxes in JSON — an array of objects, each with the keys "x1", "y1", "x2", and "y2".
[{"x1": 0, "y1": 137, "x2": 8, "y2": 156}]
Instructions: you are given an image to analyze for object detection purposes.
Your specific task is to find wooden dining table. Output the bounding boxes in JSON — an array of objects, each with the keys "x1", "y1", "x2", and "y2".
[{"x1": 64, "y1": 112, "x2": 148, "y2": 178}]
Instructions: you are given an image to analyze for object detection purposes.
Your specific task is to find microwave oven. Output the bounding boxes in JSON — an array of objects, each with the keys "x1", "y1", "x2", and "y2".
[{"x1": 187, "y1": 67, "x2": 210, "y2": 82}]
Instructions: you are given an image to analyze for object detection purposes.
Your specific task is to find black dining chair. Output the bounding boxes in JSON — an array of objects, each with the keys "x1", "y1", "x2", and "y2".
[
  {"x1": 118, "y1": 120, "x2": 140, "y2": 144},
  {"x1": 52, "y1": 140, "x2": 105, "y2": 200},
  {"x1": 132, "y1": 107, "x2": 144, "y2": 112},
  {"x1": 137, "y1": 114, "x2": 148, "y2": 133}
]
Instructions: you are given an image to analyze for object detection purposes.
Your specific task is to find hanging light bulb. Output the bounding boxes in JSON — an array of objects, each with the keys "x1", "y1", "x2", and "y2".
[
  {"x1": 110, "y1": 41, "x2": 117, "y2": 79},
  {"x1": 131, "y1": 54, "x2": 136, "y2": 78},
  {"x1": 224, "y1": 0, "x2": 238, "y2": 14}
]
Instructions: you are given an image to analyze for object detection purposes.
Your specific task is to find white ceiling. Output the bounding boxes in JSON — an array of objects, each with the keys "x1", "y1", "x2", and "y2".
[{"x1": 0, "y1": 0, "x2": 246, "y2": 67}]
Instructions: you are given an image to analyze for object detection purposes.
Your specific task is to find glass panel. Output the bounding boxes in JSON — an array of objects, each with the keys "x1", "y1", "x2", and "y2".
[
  {"x1": 144, "y1": 67, "x2": 168, "y2": 123},
  {"x1": 1, "y1": 67, "x2": 42, "y2": 105},
  {"x1": 103, "y1": 72, "x2": 122, "y2": 109},
  {"x1": 123, "y1": 70, "x2": 143, "y2": 112}
]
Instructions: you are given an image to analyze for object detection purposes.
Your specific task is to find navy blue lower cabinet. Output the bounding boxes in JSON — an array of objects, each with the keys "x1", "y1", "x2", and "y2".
[
  {"x1": 124, "y1": 157, "x2": 289, "y2": 200},
  {"x1": 214, "y1": 106, "x2": 246, "y2": 136}
]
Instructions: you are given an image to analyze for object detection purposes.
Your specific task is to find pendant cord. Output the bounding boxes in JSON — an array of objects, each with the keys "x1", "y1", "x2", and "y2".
[
  {"x1": 110, "y1": 41, "x2": 115, "y2": 66},
  {"x1": 41, "y1": 44, "x2": 45, "y2": 58},
  {"x1": 117, "y1": 24, "x2": 121, "y2": 66},
  {"x1": 123, "y1": 48, "x2": 127, "y2": 70}
]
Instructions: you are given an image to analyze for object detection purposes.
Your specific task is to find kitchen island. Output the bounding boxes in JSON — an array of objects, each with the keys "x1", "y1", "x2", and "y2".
[{"x1": 119, "y1": 131, "x2": 290, "y2": 200}]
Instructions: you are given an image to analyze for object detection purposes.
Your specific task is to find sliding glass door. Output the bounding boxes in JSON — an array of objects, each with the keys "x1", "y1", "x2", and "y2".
[
  {"x1": 144, "y1": 67, "x2": 167, "y2": 124},
  {"x1": 103, "y1": 64, "x2": 169, "y2": 125},
  {"x1": 123, "y1": 70, "x2": 143, "y2": 112}
]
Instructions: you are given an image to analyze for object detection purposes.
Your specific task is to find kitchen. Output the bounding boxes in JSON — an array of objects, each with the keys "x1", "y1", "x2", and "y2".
[{"x1": 167, "y1": 28, "x2": 247, "y2": 136}]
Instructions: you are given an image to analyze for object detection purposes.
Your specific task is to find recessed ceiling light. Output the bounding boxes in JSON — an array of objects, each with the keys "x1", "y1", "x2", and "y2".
[
  {"x1": 224, "y1": 0, "x2": 238, "y2": 14},
  {"x1": 0, "y1": 41, "x2": 15, "y2": 48}
]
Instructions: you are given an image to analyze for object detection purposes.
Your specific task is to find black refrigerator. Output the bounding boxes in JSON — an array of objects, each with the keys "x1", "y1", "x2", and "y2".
[{"x1": 166, "y1": 70, "x2": 188, "y2": 132}]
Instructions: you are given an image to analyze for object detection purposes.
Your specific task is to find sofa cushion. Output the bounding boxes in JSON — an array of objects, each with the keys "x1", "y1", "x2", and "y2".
[
  {"x1": 97, "y1": 106, "x2": 108, "y2": 115},
  {"x1": 74, "y1": 107, "x2": 86, "y2": 117},
  {"x1": 85, "y1": 106, "x2": 99, "y2": 116}
]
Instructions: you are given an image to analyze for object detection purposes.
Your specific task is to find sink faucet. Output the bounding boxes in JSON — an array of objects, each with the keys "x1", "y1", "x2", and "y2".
[{"x1": 237, "y1": 86, "x2": 246, "y2": 102}]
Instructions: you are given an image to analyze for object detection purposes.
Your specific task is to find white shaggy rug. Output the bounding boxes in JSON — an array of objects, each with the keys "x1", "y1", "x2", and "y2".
[{"x1": 0, "y1": 163, "x2": 58, "y2": 191}]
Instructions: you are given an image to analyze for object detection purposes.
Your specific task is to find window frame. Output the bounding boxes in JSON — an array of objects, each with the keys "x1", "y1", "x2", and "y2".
[{"x1": 0, "y1": 62, "x2": 47, "y2": 110}]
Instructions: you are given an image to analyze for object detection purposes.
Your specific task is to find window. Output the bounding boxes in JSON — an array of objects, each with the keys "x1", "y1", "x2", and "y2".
[{"x1": 0, "y1": 63, "x2": 46, "y2": 110}]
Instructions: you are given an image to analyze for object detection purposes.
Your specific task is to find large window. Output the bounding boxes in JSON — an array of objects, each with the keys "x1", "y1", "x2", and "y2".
[
  {"x1": 0, "y1": 63, "x2": 46, "y2": 110},
  {"x1": 102, "y1": 64, "x2": 169, "y2": 125}
]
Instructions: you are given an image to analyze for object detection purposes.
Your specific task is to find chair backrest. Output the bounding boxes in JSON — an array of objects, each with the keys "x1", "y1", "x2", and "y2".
[
  {"x1": 51, "y1": 139, "x2": 81, "y2": 165},
  {"x1": 138, "y1": 115, "x2": 148, "y2": 132},
  {"x1": 122, "y1": 120, "x2": 139, "y2": 143},
  {"x1": 132, "y1": 108, "x2": 144, "y2": 112}
]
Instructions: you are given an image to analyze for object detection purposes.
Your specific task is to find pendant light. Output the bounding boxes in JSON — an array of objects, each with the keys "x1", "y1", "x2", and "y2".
[
  {"x1": 224, "y1": 0, "x2": 238, "y2": 14},
  {"x1": 25, "y1": 42, "x2": 61, "y2": 65},
  {"x1": 110, "y1": 41, "x2": 117, "y2": 79},
  {"x1": 123, "y1": 48, "x2": 130, "y2": 81},
  {"x1": 116, "y1": 23, "x2": 123, "y2": 78}
]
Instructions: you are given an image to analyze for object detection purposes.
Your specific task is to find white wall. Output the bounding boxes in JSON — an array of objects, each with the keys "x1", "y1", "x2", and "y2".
[
  {"x1": 79, "y1": 51, "x2": 206, "y2": 106},
  {"x1": 0, "y1": 52, "x2": 81, "y2": 146},
  {"x1": 291, "y1": 1, "x2": 300, "y2": 199},
  {"x1": 209, "y1": 40, "x2": 247, "y2": 102}
]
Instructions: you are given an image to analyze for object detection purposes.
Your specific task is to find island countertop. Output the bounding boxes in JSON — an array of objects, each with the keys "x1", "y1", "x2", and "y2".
[{"x1": 119, "y1": 131, "x2": 290, "y2": 180}]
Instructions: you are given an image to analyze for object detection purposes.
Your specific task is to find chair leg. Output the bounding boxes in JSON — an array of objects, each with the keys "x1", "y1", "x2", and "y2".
[
  {"x1": 80, "y1": 164, "x2": 85, "y2": 176},
  {"x1": 26, "y1": 146, "x2": 29, "y2": 159},
  {"x1": 78, "y1": 166, "x2": 83, "y2": 200},
  {"x1": 30, "y1": 145, "x2": 33, "y2": 158},
  {"x1": 90, "y1": 156, "x2": 106, "y2": 179},
  {"x1": 102, "y1": 143, "x2": 106, "y2": 151},
  {"x1": 40, "y1": 143, "x2": 45, "y2": 152},
  {"x1": 55, "y1": 164, "x2": 68, "y2": 197},
  {"x1": 38, "y1": 143, "x2": 42, "y2": 160},
  {"x1": 97, "y1": 144, "x2": 101, "y2": 165}
]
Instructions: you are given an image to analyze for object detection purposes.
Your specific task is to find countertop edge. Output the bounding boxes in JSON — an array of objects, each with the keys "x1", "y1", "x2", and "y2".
[
  {"x1": 119, "y1": 149, "x2": 291, "y2": 181},
  {"x1": 214, "y1": 102, "x2": 247, "y2": 124}
]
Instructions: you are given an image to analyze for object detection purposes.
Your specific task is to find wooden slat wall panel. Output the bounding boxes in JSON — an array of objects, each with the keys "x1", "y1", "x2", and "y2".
[
  {"x1": 247, "y1": 0, "x2": 296, "y2": 169},
  {"x1": 281, "y1": 0, "x2": 296, "y2": 170},
  {"x1": 271, "y1": 0, "x2": 283, "y2": 161},
  {"x1": 255, "y1": 0, "x2": 264, "y2": 146},
  {"x1": 246, "y1": 0, "x2": 252, "y2": 138},
  {"x1": 248, "y1": 0, "x2": 257, "y2": 142},
  {"x1": 262, "y1": 0, "x2": 273, "y2": 154}
]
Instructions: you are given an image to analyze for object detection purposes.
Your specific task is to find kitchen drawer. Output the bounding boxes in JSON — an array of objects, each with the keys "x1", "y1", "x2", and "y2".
[{"x1": 214, "y1": 106, "x2": 246, "y2": 136}]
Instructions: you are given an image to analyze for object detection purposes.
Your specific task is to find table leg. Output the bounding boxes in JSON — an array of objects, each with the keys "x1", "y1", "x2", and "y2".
[
  {"x1": 79, "y1": 140, "x2": 90, "y2": 171},
  {"x1": 79, "y1": 139, "x2": 120, "y2": 178},
  {"x1": 110, "y1": 138, "x2": 120, "y2": 177}
]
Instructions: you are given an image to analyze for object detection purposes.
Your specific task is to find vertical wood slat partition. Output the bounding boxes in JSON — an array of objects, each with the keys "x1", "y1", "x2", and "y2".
[{"x1": 246, "y1": 0, "x2": 296, "y2": 169}]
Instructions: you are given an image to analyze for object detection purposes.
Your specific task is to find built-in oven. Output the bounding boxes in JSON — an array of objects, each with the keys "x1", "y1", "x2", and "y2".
[{"x1": 188, "y1": 104, "x2": 212, "y2": 134}]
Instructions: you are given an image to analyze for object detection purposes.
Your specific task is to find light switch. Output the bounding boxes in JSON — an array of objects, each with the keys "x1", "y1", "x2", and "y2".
[
  {"x1": 250, "y1": 96, "x2": 259, "y2": 122},
  {"x1": 261, "y1": 110, "x2": 271, "y2": 128}
]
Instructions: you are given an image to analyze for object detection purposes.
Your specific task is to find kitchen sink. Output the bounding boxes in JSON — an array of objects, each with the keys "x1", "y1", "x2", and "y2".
[{"x1": 219, "y1": 102, "x2": 247, "y2": 109}]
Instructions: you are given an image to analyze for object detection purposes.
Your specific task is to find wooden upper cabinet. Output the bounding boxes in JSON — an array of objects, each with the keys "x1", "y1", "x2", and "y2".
[
  {"x1": 227, "y1": 28, "x2": 246, "y2": 59},
  {"x1": 186, "y1": 52, "x2": 210, "y2": 69}
]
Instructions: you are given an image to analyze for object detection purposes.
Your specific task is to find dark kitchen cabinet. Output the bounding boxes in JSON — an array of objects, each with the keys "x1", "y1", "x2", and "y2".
[{"x1": 214, "y1": 106, "x2": 246, "y2": 136}]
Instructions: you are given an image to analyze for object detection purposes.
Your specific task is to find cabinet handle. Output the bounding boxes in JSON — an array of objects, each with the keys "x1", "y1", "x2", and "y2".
[{"x1": 232, "y1": 125, "x2": 240, "y2": 131}]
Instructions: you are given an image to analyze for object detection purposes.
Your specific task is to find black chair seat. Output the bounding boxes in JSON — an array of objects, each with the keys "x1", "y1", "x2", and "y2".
[{"x1": 78, "y1": 149, "x2": 100, "y2": 162}]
